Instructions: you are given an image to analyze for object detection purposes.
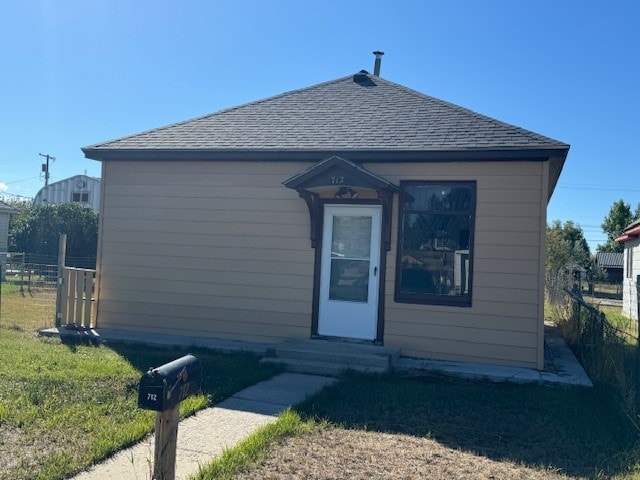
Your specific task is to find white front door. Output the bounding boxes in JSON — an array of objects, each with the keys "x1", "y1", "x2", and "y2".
[{"x1": 318, "y1": 205, "x2": 382, "y2": 340}]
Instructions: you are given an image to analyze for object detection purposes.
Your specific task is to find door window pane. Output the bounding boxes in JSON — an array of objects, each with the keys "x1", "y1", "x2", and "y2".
[
  {"x1": 329, "y1": 259, "x2": 369, "y2": 302},
  {"x1": 329, "y1": 215, "x2": 371, "y2": 302},
  {"x1": 331, "y1": 216, "x2": 371, "y2": 259}
]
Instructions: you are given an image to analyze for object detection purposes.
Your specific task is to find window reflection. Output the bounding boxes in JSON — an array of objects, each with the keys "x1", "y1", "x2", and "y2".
[
  {"x1": 396, "y1": 182, "x2": 475, "y2": 306},
  {"x1": 329, "y1": 215, "x2": 372, "y2": 302}
]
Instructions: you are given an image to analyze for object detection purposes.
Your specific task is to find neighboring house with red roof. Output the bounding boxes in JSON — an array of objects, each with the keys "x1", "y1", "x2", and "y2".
[
  {"x1": 82, "y1": 63, "x2": 569, "y2": 370},
  {"x1": 616, "y1": 220, "x2": 640, "y2": 320}
]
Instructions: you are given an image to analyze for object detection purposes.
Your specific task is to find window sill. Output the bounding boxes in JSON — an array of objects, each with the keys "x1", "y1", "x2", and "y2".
[{"x1": 393, "y1": 294, "x2": 472, "y2": 308}]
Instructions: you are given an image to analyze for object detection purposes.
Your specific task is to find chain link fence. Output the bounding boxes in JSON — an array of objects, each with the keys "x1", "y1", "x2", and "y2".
[
  {"x1": 0, "y1": 247, "x2": 97, "y2": 332},
  {"x1": 0, "y1": 253, "x2": 58, "y2": 331},
  {"x1": 547, "y1": 271, "x2": 640, "y2": 426}
]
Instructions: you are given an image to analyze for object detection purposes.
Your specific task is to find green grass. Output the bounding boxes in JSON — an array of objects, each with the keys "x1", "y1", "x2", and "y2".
[
  {"x1": 0, "y1": 280, "x2": 23, "y2": 295},
  {"x1": 597, "y1": 304, "x2": 638, "y2": 346},
  {"x1": 191, "y1": 410, "x2": 318, "y2": 480},
  {"x1": 0, "y1": 280, "x2": 57, "y2": 331},
  {"x1": 601, "y1": 305, "x2": 637, "y2": 336},
  {"x1": 0, "y1": 323, "x2": 282, "y2": 480}
]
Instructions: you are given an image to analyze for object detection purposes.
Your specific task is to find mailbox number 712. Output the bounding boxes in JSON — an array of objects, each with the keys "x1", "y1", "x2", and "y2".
[{"x1": 147, "y1": 393, "x2": 158, "y2": 401}]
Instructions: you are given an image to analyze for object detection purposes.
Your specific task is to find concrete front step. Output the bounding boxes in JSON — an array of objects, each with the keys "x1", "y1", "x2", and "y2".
[
  {"x1": 260, "y1": 339, "x2": 401, "y2": 376},
  {"x1": 260, "y1": 357, "x2": 389, "y2": 377}
]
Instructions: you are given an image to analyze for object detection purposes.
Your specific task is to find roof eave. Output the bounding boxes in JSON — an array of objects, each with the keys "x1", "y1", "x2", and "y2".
[
  {"x1": 82, "y1": 146, "x2": 569, "y2": 163},
  {"x1": 618, "y1": 224, "x2": 640, "y2": 242}
]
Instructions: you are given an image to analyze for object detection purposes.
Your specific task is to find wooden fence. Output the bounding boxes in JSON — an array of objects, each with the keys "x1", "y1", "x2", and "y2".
[{"x1": 57, "y1": 267, "x2": 96, "y2": 328}]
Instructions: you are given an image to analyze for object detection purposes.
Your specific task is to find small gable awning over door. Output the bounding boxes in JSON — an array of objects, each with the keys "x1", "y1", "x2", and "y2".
[{"x1": 283, "y1": 155, "x2": 399, "y2": 250}]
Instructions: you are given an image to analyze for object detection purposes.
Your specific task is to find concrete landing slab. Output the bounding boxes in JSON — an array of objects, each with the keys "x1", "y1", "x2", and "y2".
[
  {"x1": 71, "y1": 373, "x2": 335, "y2": 480},
  {"x1": 394, "y1": 334, "x2": 592, "y2": 387},
  {"x1": 273, "y1": 338, "x2": 401, "y2": 359}
]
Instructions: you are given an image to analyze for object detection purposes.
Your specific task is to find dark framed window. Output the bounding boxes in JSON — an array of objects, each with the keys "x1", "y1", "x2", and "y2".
[
  {"x1": 395, "y1": 181, "x2": 476, "y2": 306},
  {"x1": 72, "y1": 192, "x2": 89, "y2": 203}
]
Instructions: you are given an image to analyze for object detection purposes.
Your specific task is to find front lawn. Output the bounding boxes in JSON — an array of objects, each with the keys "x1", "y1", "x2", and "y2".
[
  {"x1": 294, "y1": 372, "x2": 639, "y2": 477},
  {"x1": 196, "y1": 372, "x2": 640, "y2": 479},
  {"x1": 0, "y1": 324, "x2": 281, "y2": 480}
]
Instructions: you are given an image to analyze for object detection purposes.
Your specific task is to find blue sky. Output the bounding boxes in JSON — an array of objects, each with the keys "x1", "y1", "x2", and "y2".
[{"x1": 1, "y1": 0, "x2": 638, "y2": 251}]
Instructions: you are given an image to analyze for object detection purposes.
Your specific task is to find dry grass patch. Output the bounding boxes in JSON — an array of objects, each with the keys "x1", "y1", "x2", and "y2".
[
  {"x1": 291, "y1": 372, "x2": 640, "y2": 478},
  {"x1": 194, "y1": 372, "x2": 640, "y2": 479},
  {"x1": 233, "y1": 427, "x2": 569, "y2": 480}
]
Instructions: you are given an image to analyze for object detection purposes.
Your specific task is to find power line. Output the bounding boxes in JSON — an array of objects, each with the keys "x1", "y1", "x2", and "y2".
[
  {"x1": 3, "y1": 176, "x2": 40, "y2": 185},
  {"x1": 557, "y1": 184, "x2": 640, "y2": 192},
  {"x1": 0, "y1": 156, "x2": 37, "y2": 165}
]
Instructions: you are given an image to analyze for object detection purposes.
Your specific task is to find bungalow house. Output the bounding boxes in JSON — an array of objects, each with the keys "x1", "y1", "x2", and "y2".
[
  {"x1": 616, "y1": 220, "x2": 640, "y2": 320},
  {"x1": 82, "y1": 62, "x2": 569, "y2": 370}
]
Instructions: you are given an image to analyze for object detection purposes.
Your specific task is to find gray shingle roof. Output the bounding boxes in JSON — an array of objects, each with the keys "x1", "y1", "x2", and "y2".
[
  {"x1": 625, "y1": 219, "x2": 640, "y2": 232},
  {"x1": 596, "y1": 252, "x2": 623, "y2": 269},
  {"x1": 0, "y1": 200, "x2": 16, "y2": 213},
  {"x1": 83, "y1": 71, "x2": 568, "y2": 160}
]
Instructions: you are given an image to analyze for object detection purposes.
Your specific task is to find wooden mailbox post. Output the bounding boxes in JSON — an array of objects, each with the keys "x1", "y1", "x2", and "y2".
[{"x1": 138, "y1": 355, "x2": 202, "y2": 480}]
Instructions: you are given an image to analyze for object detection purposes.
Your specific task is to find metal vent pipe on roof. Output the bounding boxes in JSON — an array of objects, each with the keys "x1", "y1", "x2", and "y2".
[{"x1": 373, "y1": 50, "x2": 384, "y2": 76}]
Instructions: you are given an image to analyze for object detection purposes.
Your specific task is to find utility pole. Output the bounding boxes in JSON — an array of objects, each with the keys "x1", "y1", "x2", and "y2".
[{"x1": 39, "y1": 153, "x2": 55, "y2": 187}]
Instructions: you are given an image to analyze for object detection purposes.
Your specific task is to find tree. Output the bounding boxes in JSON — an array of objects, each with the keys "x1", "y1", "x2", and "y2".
[
  {"x1": 546, "y1": 220, "x2": 591, "y2": 278},
  {"x1": 4, "y1": 197, "x2": 32, "y2": 250},
  {"x1": 598, "y1": 199, "x2": 640, "y2": 253},
  {"x1": 10, "y1": 203, "x2": 98, "y2": 261}
]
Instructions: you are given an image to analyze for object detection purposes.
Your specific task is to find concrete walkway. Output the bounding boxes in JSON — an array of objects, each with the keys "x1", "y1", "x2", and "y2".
[{"x1": 71, "y1": 373, "x2": 335, "y2": 480}]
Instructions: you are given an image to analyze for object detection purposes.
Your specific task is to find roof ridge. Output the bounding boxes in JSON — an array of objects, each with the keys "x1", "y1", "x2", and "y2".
[{"x1": 371, "y1": 75, "x2": 569, "y2": 148}]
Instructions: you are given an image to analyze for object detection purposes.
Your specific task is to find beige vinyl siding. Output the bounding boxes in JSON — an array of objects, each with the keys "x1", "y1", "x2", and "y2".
[
  {"x1": 95, "y1": 161, "x2": 315, "y2": 343},
  {"x1": 366, "y1": 161, "x2": 545, "y2": 369},
  {"x1": 96, "y1": 158, "x2": 547, "y2": 368}
]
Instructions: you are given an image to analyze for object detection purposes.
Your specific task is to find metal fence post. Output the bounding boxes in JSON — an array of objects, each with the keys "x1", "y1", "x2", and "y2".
[{"x1": 20, "y1": 254, "x2": 25, "y2": 294}]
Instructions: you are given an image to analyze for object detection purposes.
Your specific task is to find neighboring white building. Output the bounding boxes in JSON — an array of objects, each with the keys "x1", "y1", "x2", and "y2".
[
  {"x1": 0, "y1": 200, "x2": 16, "y2": 280},
  {"x1": 616, "y1": 220, "x2": 640, "y2": 321},
  {"x1": 33, "y1": 175, "x2": 100, "y2": 213}
]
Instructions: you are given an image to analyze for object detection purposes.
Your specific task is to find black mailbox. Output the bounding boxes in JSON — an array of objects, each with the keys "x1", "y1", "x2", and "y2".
[{"x1": 138, "y1": 354, "x2": 202, "y2": 411}]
